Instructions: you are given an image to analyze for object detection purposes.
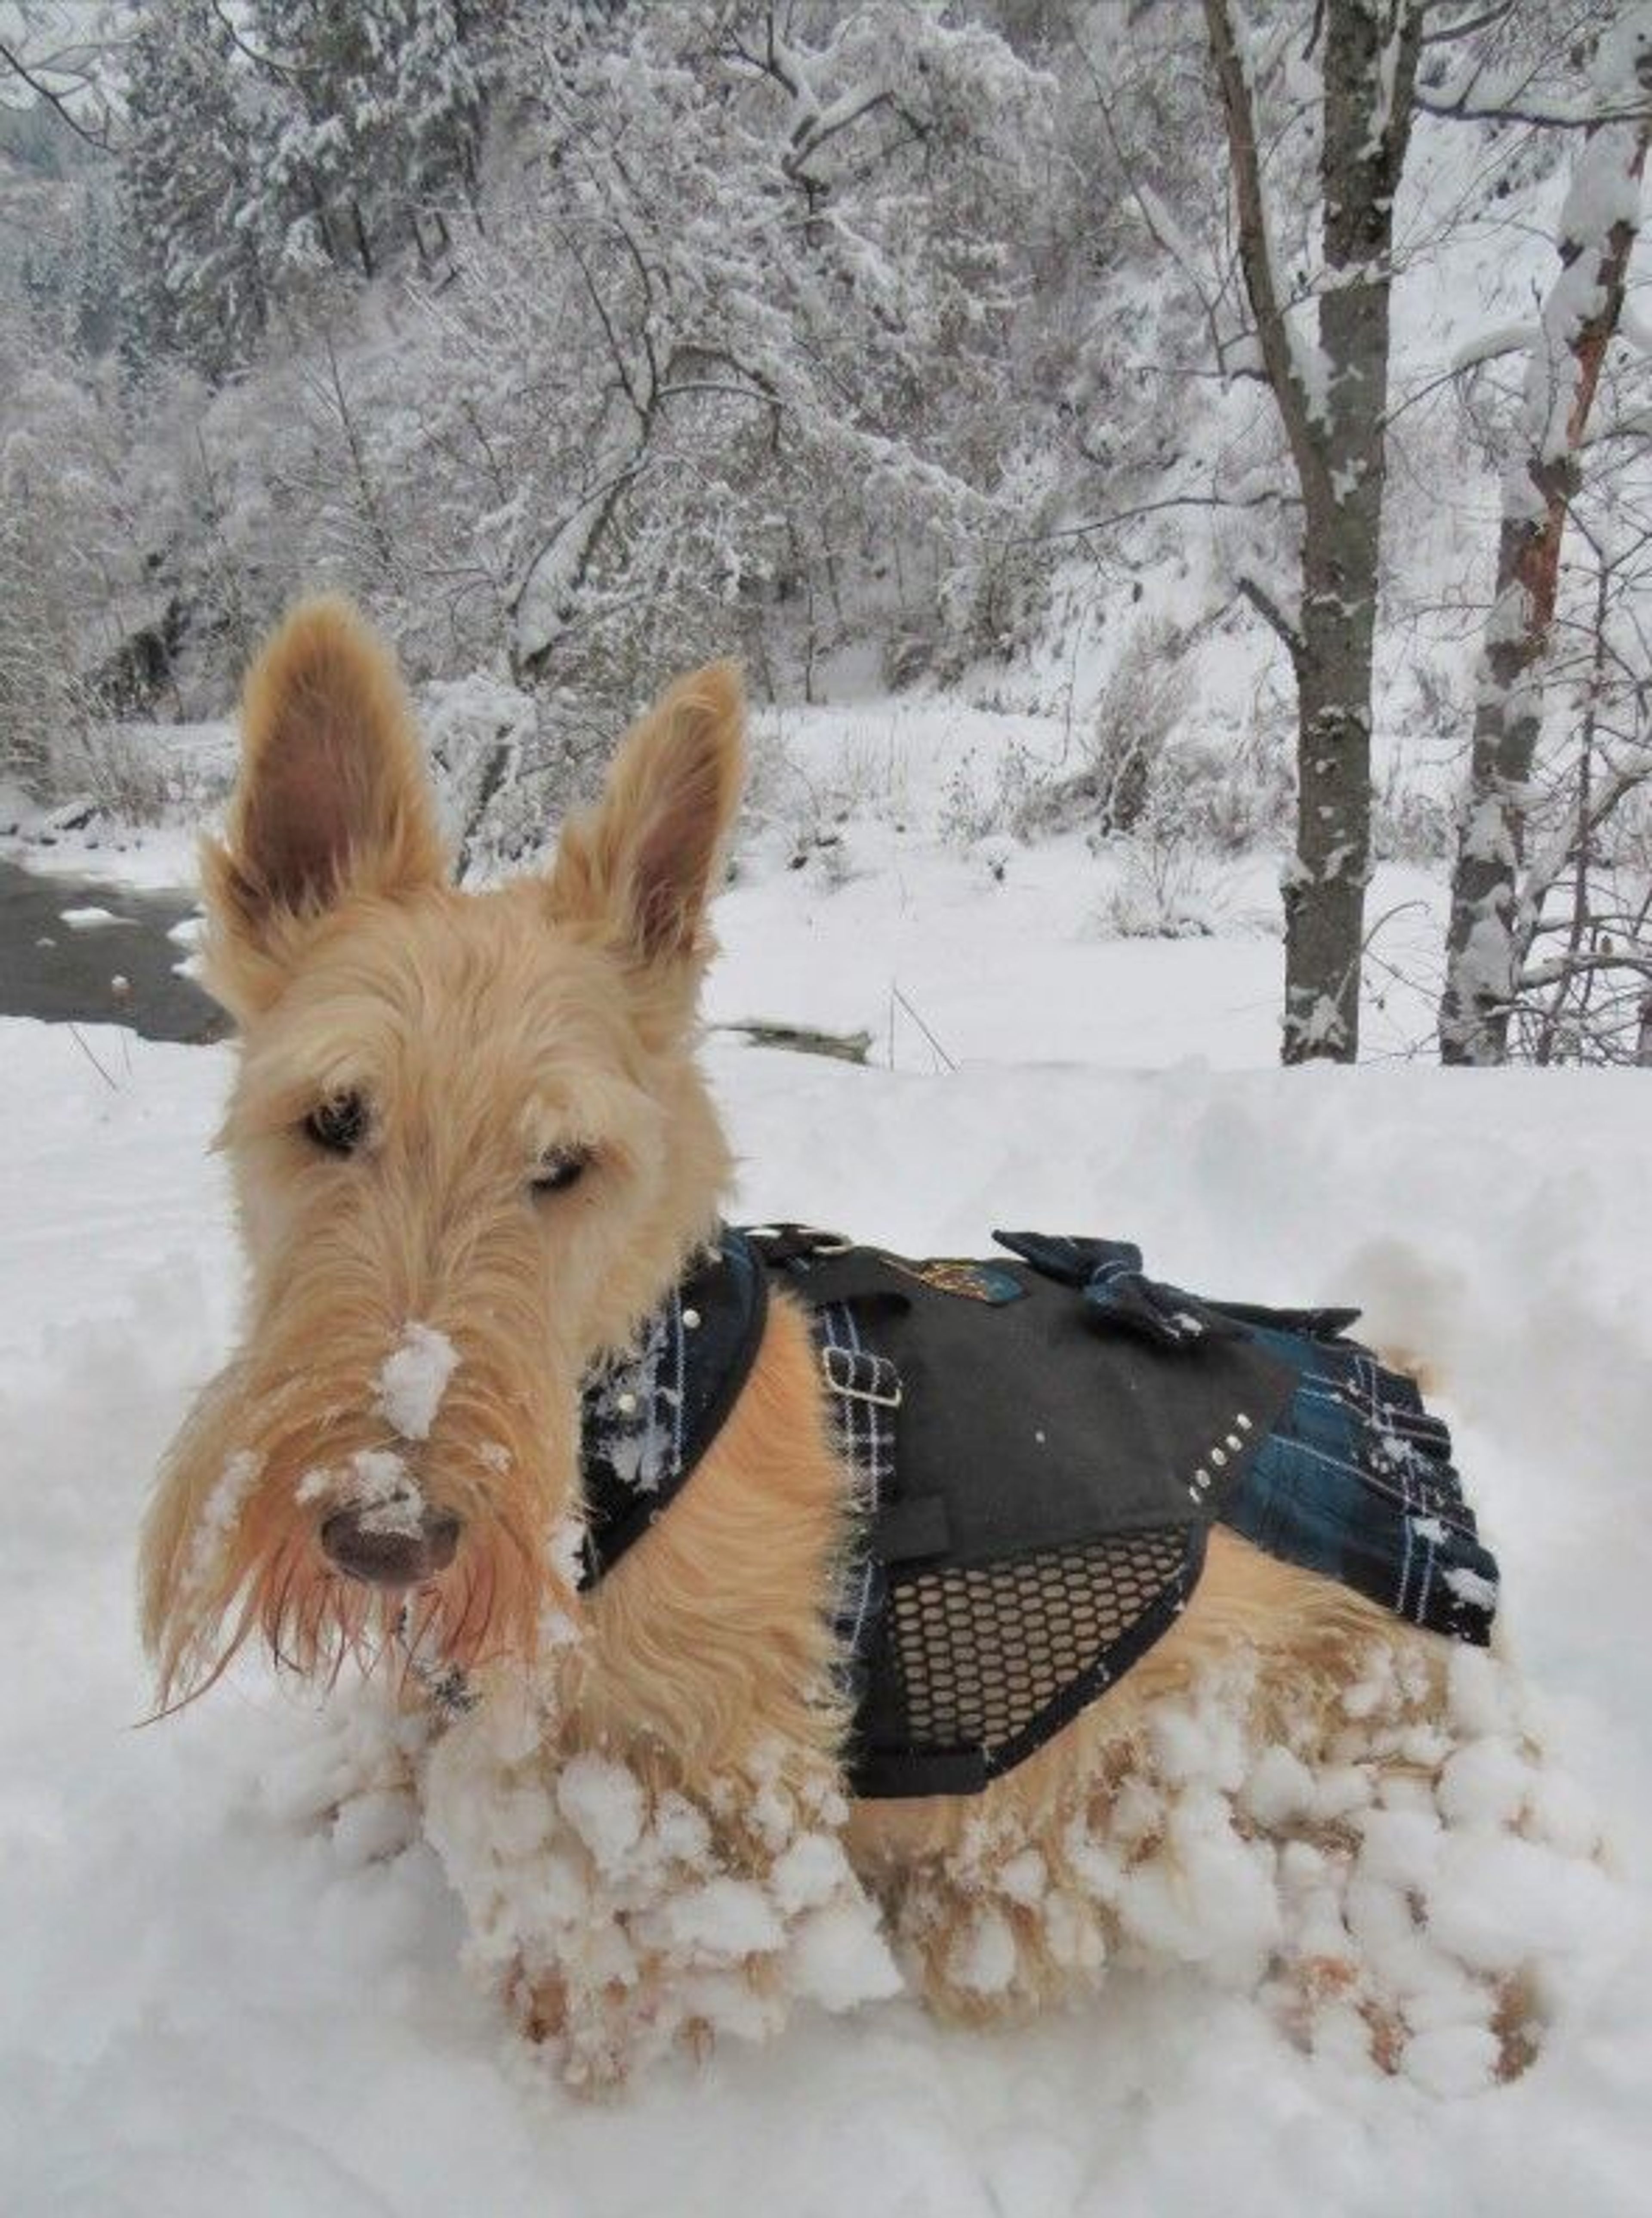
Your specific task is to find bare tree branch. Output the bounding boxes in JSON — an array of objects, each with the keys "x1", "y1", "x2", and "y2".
[
  {"x1": 1420, "y1": 2, "x2": 1515, "y2": 47},
  {"x1": 1236, "y1": 572, "x2": 1305, "y2": 658},
  {"x1": 1200, "y1": 0, "x2": 1325, "y2": 506},
  {"x1": 1028, "y1": 484, "x2": 1299, "y2": 547},
  {"x1": 0, "y1": 33, "x2": 114, "y2": 151},
  {"x1": 1415, "y1": 91, "x2": 1652, "y2": 127}
]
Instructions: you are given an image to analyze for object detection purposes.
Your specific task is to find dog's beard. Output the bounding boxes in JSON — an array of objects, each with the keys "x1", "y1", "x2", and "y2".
[
  {"x1": 257, "y1": 1520, "x2": 540, "y2": 1691},
  {"x1": 142, "y1": 1334, "x2": 585, "y2": 1710},
  {"x1": 150, "y1": 1509, "x2": 550, "y2": 1716}
]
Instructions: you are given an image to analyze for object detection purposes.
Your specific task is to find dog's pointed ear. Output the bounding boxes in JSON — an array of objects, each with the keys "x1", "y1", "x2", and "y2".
[
  {"x1": 549, "y1": 662, "x2": 745, "y2": 972},
  {"x1": 203, "y1": 597, "x2": 445, "y2": 1009}
]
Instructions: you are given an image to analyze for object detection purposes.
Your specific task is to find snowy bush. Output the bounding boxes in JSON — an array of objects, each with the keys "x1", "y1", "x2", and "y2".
[
  {"x1": 937, "y1": 737, "x2": 1058, "y2": 849},
  {"x1": 1176, "y1": 718, "x2": 1295, "y2": 855},
  {"x1": 63, "y1": 725, "x2": 225, "y2": 828},
  {"x1": 1090, "y1": 808, "x2": 1223, "y2": 941},
  {"x1": 419, "y1": 672, "x2": 552, "y2": 880}
]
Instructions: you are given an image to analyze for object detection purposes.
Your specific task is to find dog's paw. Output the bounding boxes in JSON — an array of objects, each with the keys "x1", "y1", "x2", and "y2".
[{"x1": 505, "y1": 1962, "x2": 664, "y2": 2096}]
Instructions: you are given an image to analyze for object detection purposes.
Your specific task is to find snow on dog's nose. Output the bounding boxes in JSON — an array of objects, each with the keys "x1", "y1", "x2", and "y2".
[{"x1": 315, "y1": 1317, "x2": 467, "y2": 1583}]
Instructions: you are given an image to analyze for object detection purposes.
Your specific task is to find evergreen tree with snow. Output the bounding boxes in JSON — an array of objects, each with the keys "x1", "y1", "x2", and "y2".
[{"x1": 120, "y1": 0, "x2": 272, "y2": 375}]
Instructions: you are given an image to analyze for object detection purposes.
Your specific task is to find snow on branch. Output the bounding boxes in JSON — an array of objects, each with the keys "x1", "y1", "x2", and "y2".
[
  {"x1": 1031, "y1": 484, "x2": 1299, "y2": 548},
  {"x1": 1419, "y1": 0, "x2": 1652, "y2": 127},
  {"x1": 1451, "y1": 322, "x2": 1540, "y2": 376},
  {"x1": 0, "y1": 12, "x2": 120, "y2": 151}
]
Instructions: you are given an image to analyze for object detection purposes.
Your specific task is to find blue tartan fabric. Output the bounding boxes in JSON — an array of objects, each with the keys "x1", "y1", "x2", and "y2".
[
  {"x1": 815, "y1": 1299, "x2": 896, "y2": 1682},
  {"x1": 1216, "y1": 1313, "x2": 1498, "y2": 1643}
]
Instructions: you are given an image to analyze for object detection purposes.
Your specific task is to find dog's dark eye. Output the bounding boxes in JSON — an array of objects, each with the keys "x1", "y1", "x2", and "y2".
[
  {"x1": 305, "y1": 1092, "x2": 369, "y2": 1156},
  {"x1": 532, "y1": 1145, "x2": 591, "y2": 1195}
]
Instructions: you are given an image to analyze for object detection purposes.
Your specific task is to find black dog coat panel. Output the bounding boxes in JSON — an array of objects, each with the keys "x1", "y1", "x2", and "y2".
[{"x1": 576, "y1": 1227, "x2": 1500, "y2": 1802}]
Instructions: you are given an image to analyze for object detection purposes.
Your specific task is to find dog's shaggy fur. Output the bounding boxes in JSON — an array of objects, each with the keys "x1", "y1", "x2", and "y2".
[{"x1": 144, "y1": 600, "x2": 1601, "y2": 2091}]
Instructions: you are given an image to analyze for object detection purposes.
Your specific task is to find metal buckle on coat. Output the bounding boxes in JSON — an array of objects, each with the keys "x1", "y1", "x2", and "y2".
[{"x1": 820, "y1": 1343, "x2": 903, "y2": 1408}]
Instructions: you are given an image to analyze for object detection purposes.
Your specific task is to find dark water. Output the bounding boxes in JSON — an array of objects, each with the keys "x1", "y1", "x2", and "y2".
[{"x1": 0, "y1": 856, "x2": 224, "y2": 1043}]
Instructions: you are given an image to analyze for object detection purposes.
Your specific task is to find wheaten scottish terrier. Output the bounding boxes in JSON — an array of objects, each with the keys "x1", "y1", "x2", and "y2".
[{"x1": 143, "y1": 599, "x2": 1608, "y2": 2093}]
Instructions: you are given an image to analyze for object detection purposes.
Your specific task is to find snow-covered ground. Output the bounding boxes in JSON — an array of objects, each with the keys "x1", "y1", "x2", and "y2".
[{"x1": 3, "y1": 710, "x2": 1651, "y2": 2215}]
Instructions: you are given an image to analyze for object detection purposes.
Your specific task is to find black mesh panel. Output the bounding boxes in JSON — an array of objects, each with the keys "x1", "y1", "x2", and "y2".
[{"x1": 880, "y1": 1527, "x2": 1190, "y2": 1775}]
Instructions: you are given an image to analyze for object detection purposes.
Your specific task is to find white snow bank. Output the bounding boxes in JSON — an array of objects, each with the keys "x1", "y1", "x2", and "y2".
[
  {"x1": 2, "y1": 819, "x2": 204, "y2": 891},
  {"x1": 2, "y1": 993, "x2": 1651, "y2": 2212}
]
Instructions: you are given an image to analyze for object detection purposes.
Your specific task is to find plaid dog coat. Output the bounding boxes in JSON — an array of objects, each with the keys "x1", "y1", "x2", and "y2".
[{"x1": 579, "y1": 1227, "x2": 1499, "y2": 1801}]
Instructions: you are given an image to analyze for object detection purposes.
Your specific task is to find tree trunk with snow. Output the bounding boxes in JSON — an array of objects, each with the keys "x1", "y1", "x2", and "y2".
[
  {"x1": 1204, "y1": 0, "x2": 1421, "y2": 1064},
  {"x1": 509, "y1": 403, "x2": 654, "y2": 686},
  {"x1": 1438, "y1": 69, "x2": 1652, "y2": 1065}
]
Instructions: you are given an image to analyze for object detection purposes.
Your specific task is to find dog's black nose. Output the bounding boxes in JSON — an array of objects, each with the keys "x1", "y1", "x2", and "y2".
[{"x1": 320, "y1": 1505, "x2": 462, "y2": 1588}]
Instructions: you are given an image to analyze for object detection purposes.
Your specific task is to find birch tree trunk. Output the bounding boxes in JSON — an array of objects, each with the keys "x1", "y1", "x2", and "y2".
[
  {"x1": 1204, "y1": 0, "x2": 1421, "y2": 1063},
  {"x1": 1438, "y1": 82, "x2": 1652, "y2": 1064}
]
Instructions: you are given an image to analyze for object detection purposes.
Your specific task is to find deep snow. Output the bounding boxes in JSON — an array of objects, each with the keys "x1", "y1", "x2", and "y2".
[{"x1": 3, "y1": 721, "x2": 1652, "y2": 2215}]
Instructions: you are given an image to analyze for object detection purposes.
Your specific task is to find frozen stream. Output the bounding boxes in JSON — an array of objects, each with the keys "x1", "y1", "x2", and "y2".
[{"x1": 0, "y1": 856, "x2": 220, "y2": 1042}]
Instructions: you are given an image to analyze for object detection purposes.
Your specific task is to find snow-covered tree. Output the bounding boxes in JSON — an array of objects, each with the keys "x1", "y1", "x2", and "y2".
[
  {"x1": 1504, "y1": 504, "x2": 1652, "y2": 1065},
  {"x1": 120, "y1": 0, "x2": 273, "y2": 374},
  {"x1": 247, "y1": 0, "x2": 491, "y2": 289},
  {"x1": 0, "y1": 301, "x2": 129, "y2": 789},
  {"x1": 1438, "y1": 9, "x2": 1652, "y2": 1064},
  {"x1": 348, "y1": 2, "x2": 1054, "y2": 714},
  {"x1": 0, "y1": 0, "x2": 125, "y2": 153},
  {"x1": 1194, "y1": 0, "x2": 1426, "y2": 1065}
]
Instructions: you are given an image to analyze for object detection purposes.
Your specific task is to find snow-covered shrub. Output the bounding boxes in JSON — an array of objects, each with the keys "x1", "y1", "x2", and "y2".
[
  {"x1": 939, "y1": 617, "x2": 1289, "y2": 889},
  {"x1": 753, "y1": 719, "x2": 909, "y2": 888},
  {"x1": 1175, "y1": 717, "x2": 1294, "y2": 855},
  {"x1": 420, "y1": 672, "x2": 560, "y2": 880},
  {"x1": 937, "y1": 736, "x2": 1060, "y2": 848},
  {"x1": 1088, "y1": 622, "x2": 1195, "y2": 834},
  {"x1": 1011, "y1": 621, "x2": 1196, "y2": 841},
  {"x1": 63, "y1": 725, "x2": 225, "y2": 827},
  {"x1": 1090, "y1": 807, "x2": 1222, "y2": 941}
]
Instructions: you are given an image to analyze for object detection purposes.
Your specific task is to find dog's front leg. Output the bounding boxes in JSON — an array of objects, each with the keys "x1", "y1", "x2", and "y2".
[{"x1": 420, "y1": 1698, "x2": 900, "y2": 2090}]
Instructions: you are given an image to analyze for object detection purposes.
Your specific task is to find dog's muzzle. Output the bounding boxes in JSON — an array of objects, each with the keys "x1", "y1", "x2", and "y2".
[{"x1": 319, "y1": 1505, "x2": 462, "y2": 1589}]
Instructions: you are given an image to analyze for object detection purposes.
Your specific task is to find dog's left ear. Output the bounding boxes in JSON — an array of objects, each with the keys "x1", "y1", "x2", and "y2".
[{"x1": 550, "y1": 662, "x2": 745, "y2": 975}]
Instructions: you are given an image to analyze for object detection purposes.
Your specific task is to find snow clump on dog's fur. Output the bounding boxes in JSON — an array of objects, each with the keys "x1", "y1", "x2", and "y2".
[
  {"x1": 401, "y1": 1638, "x2": 1633, "y2": 2093},
  {"x1": 420, "y1": 1690, "x2": 902, "y2": 2090},
  {"x1": 893, "y1": 1643, "x2": 1626, "y2": 2095}
]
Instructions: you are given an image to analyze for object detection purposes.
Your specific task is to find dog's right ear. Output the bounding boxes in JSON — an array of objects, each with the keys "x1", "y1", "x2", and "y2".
[{"x1": 203, "y1": 597, "x2": 445, "y2": 1012}]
